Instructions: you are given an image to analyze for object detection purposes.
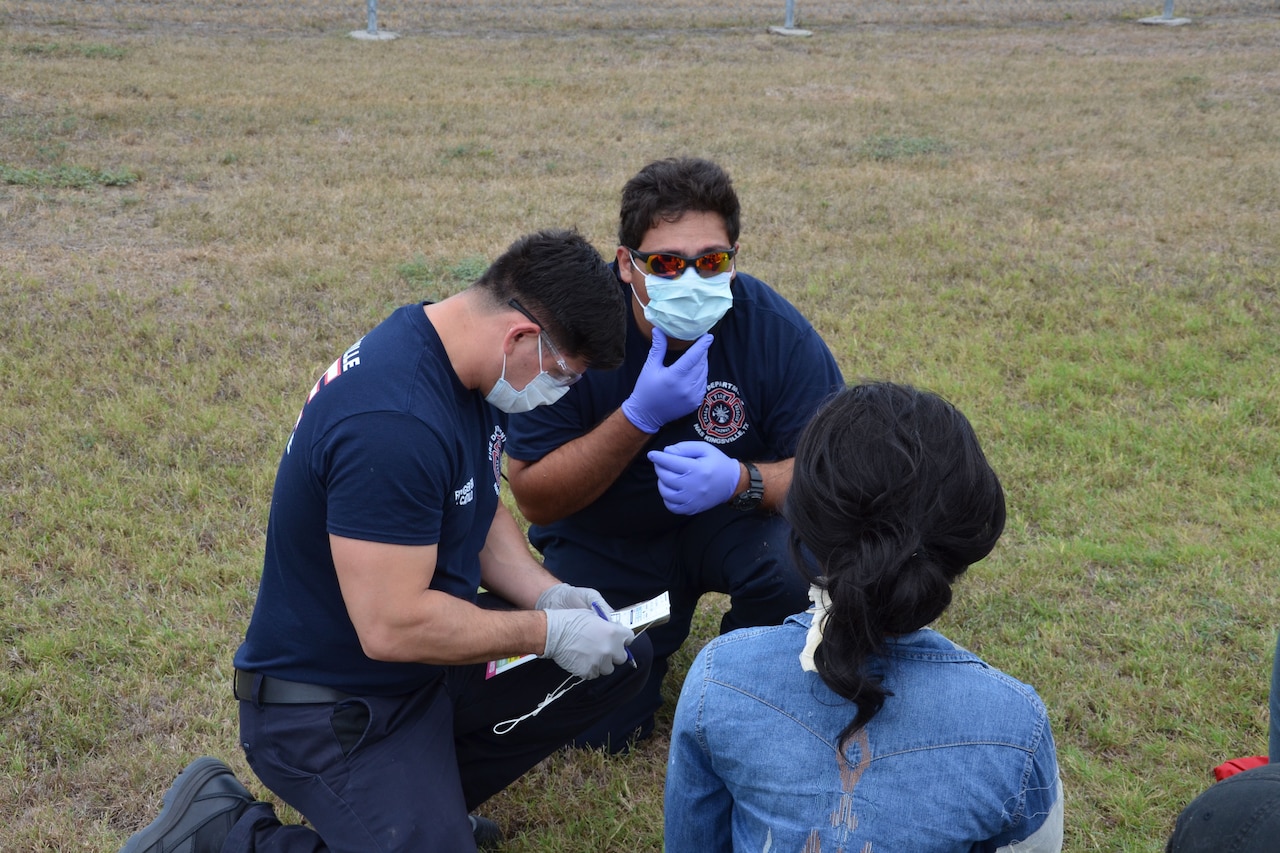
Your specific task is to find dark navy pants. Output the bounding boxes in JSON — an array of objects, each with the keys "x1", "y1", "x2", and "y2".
[
  {"x1": 531, "y1": 505, "x2": 809, "y2": 751},
  {"x1": 223, "y1": 631, "x2": 652, "y2": 852}
]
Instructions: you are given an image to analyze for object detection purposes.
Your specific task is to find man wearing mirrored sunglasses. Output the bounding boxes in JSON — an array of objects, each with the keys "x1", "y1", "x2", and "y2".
[
  {"x1": 119, "y1": 230, "x2": 655, "y2": 853},
  {"x1": 506, "y1": 158, "x2": 845, "y2": 751}
]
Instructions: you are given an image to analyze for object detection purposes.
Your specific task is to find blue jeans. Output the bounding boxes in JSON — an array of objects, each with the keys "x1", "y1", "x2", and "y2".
[{"x1": 224, "y1": 638, "x2": 652, "y2": 852}]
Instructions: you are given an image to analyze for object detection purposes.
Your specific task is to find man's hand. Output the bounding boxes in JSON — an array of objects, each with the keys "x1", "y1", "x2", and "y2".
[
  {"x1": 620, "y1": 328, "x2": 713, "y2": 434},
  {"x1": 648, "y1": 441, "x2": 742, "y2": 516},
  {"x1": 543, "y1": 609, "x2": 634, "y2": 679},
  {"x1": 536, "y1": 583, "x2": 611, "y2": 615}
]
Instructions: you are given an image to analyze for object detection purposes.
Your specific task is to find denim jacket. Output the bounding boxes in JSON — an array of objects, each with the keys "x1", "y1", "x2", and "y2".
[{"x1": 665, "y1": 614, "x2": 1063, "y2": 853}]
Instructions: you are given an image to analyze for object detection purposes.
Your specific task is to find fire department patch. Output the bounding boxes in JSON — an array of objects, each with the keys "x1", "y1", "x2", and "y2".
[
  {"x1": 695, "y1": 381, "x2": 749, "y2": 445},
  {"x1": 489, "y1": 425, "x2": 507, "y2": 494}
]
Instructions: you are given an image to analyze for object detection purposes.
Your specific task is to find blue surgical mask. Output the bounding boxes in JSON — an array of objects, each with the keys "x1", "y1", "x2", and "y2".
[
  {"x1": 487, "y1": 362, "x2": 570, "y2": 413},
  {"x1": 632, "y1": 262, "x2": 734, "y2": 341}
]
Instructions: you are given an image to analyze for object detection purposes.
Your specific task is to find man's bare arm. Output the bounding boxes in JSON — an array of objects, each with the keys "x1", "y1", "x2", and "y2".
[
  {"x1": 507, "y1": 408, "x2": 652, "y2": 525},
  {"x1": 477, "y1": 503, "x2": 561, "y2": 607},
  {"x1": 331, "y1": 534, "x2": 548, "y2": 665}
]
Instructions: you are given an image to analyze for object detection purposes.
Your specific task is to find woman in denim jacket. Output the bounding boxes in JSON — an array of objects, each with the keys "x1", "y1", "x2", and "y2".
[{"x1": 665, "y1": 382, "x2": 1063, "y2": 852}]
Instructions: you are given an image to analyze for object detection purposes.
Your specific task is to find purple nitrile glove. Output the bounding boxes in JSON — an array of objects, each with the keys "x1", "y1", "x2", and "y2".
[
  {"x1": 620, "y1": 328, "x2": 713, "y2": 434},
  {"x1": 648, "y1": 440, "x2": 742, "y2": 516}
]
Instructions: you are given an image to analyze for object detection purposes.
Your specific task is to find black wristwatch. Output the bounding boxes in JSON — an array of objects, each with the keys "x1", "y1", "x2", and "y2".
[{"x1": 729, "y1": 461, "x2": 764, "y2": 511}]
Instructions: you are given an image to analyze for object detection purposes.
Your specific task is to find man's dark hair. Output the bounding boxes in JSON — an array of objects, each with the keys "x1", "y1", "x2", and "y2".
[
  {"x1": 474, "y1": 229, "x2": 626, "y2": 370},
  {"x1": 617, "y1": 157, "x2": 741, "y2": 249}
]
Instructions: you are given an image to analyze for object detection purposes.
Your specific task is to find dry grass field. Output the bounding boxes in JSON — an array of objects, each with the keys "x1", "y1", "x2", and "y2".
[
  {"x1": 3, "y1": 1, "x2": 1279, "y2": 851},
  {"x1": 9, "y1": 0, "x2": 1271, "y2": 37}
]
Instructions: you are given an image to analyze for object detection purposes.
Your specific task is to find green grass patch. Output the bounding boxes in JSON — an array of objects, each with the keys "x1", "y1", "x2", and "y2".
[
  {"x1": 860, "y1": 134, "x2": 954, "y2": 161},
  {"x1": 13, "y1": 41, "x2": 127, "y2": 59},
  {"x1": 0, "y1": 163, "x2": 139, "y2": 188}
]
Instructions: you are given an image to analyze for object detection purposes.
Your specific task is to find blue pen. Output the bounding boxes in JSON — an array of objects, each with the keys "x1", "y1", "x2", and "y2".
[{"x1": 592, "y1": 602, "x2": 638, "y2": 669}]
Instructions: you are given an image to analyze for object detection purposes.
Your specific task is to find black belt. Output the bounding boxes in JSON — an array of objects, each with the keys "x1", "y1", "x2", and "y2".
[{"x1": 234, "y1": 669, "x2": 352, "y2": 704}]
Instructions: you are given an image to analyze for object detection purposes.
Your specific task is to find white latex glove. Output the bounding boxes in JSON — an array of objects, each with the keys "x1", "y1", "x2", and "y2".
[
  {"x1": 543, "y1": 609, "x2": 634, "y2": 679},
  {"x1": 535, "y1": 583, "x2": 611, "y2": 615}
]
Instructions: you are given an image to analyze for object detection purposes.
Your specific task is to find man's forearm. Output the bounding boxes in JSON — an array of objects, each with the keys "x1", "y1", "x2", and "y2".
[
  {"x1": 479, "y1": 504, "x2": 560, "y2": 608},
  {"x1": 333, "y1": 529, "x2": 553, "y2": 666},
  {"x1": 509, "y1": 409, "x2": 652, "y2": 524},
  {"x1": 755, "y1": 457, "x2": 794, "y2": 513},
  {"x1": 357, "y1": 588, "x2": 550, "y2": 665}
]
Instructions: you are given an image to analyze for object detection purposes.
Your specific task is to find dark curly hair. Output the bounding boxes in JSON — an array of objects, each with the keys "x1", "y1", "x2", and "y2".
[
  {"x1": 617, "y1": 157, "x2": 741, "y2": 250},
  {"x1": 784, "y1": 382, "x2": 1006, "y2": 748}
]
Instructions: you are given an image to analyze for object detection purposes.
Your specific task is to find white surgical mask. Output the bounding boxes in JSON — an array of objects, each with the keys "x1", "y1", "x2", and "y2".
[
  {"x1": 485, "y1": 337, "x2": 572, "y2": 414},
  {"x1": 632, "y1": 262, "x2": 734, "y2": 341},
  {"x1": 799, "y1": 583, "x2": 832, "y2": 673},
  {"x1": 487, "y1": 363, "x2": 570, "y2": 413}
]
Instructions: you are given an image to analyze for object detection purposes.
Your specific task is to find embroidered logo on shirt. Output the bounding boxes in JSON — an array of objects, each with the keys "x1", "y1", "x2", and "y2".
[
  {"x1": 489, "y1": 425, "x2": 507, "y2": 495},
  {"x1": 455, "y1": 477, "x2": 475, "y2": 506},
  {"x1": 695, "y1": 381, "x2": 749, "y2": 445}
]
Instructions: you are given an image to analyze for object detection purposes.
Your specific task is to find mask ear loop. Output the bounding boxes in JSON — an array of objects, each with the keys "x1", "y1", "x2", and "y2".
[{"x1": 493, "y1": 674, "x2": 583, "y2": 735}]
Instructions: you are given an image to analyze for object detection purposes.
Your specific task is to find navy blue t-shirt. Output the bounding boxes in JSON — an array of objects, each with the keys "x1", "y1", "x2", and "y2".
[
  {"x1": 506, "y1": 268, "x2": 844, "y2": 540},
  {"x1": 234, "y1": 303, "x2": 506, "y2": 694}
]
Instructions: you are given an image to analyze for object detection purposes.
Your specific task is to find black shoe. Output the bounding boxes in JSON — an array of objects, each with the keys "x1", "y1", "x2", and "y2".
[
  {"x1": 469, "y1": 813, "x2": 504, "y2": 851},
  {"x1": 120, "y1": 757, "x2": 254, "y2": 853}
]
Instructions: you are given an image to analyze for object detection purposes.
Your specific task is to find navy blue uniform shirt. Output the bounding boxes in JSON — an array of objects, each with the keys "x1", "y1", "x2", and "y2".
[{"x1": 235, "y1": 303, "x2": 506, "y2": 695}]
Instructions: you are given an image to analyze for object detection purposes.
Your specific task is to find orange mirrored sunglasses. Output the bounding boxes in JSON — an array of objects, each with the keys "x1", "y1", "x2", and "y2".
[{"x1": 627, "y1": 247, "x2": 736, "y2": 280}]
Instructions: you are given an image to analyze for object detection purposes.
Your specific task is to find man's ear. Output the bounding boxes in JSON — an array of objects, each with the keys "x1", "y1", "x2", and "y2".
[
  {"x1": 502, "y1": 320, "x2": 539, "y2": 355},
  {"x1": 616, "y1": 246, "x2": 635, "y2": 285}
]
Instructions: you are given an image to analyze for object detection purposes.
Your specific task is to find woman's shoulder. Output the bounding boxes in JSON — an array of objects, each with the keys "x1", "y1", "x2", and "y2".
[
  {"x1": 699, "y1": 615, "x2": 808, "y2": 655},
  {"x1": 881, "y1": 630, "x2": 1053, "y2": 740},
  {"x1": 690, "y1": 616, "x2": 811, "y2": 678}
]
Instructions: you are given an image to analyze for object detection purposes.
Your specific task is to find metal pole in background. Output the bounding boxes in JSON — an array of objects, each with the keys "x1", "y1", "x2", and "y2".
[
  {"x1": 769, "y1": 0, "x2": 812, "y2": 36},
  {"x1": 1139, "y1": 0, "x2": 1190, "y2": 25},
  {"x1": 351, "y1": 0, "x2": 399, "y2": 39}
]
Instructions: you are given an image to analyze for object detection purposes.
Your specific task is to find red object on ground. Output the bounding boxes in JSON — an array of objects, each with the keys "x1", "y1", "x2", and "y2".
[{"x1": 1213, "y1": 756, "x2": 1269, "y2": 781}]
